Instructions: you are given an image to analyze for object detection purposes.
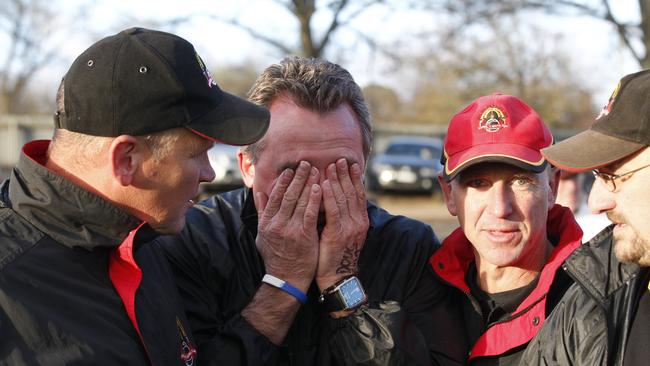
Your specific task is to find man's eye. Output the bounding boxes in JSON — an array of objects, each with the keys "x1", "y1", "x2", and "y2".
[
  {"x1": 466, "y1": 179, "x2": 485, "y2": 188},
  {"x1": 513, "y1": 177, "x2": 532, "y2": 186}
]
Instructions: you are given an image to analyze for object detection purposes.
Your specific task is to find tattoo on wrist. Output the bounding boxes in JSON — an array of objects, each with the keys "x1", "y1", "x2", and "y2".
[{"x1": 336, "y1": 243, "x2": 361, "y2": 274}]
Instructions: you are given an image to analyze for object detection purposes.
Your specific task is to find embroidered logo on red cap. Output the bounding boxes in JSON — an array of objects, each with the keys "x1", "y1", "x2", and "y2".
[
  {"x1": 596, "y1": 81, "x2": 621, "y2": 120},
  {"x1": 194, "y1": 52, "x2": 217, "y2": 89},
  {"x1": 478, "y1": 107, "x2": 508, "y2": 132}
]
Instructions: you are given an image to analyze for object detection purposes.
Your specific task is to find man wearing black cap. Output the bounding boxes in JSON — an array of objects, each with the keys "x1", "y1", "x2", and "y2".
[
  {"x1": 156, "y1": 57, "x2": 452, "y2": 365},
  {"x1": 0, "y1": 28, "x2": 269, "y2": 365},
  {"x1": 521, "y1": 70, "x2": 650, "y2": 365},
  {"x1": 429, "y1": 93, "x2": 583, "y2": 364}
]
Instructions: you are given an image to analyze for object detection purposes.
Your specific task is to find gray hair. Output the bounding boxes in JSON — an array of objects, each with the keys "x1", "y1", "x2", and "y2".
[
  {"x1": 243, "y1": 56, "x2": 372, "y2": 163},
  {"x1": 50, "y1": 78, "x2": 184, "y2": 165}
]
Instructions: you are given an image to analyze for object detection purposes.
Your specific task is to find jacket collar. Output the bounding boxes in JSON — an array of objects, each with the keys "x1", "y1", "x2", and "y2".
[
  {"x1": 240, "y1": 188, "x2": 258, "y2": 236},
  {"x1": 430, "y1": 204, "x2": 583, "y2": 307},
  {"x1": 430, "y1": 204, "x2": 583, "y2": 358},
  {"x1": 6, "y1": 140, "x2": 142, "y2": 250},
  {"x1": 564, "y1": 225, "x2": 641, "y2": 302}
]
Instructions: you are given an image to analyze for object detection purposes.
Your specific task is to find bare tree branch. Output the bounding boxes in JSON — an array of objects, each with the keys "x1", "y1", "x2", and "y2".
[
  {"x1": 0, "y1": 0, "x2": 96, "y2": 113},
  {"x1": 208, "y1": 14, "x2": 295, "y2": 55},
  {"x1": 315, "y1": 0, "x2": 384, "y2": 55},
  {"x1": 314, "y1": 0, "x2": 348, "y2": 56},
  {"x1": 601, "y1": 0, "x2": 643, "y2": 63}
]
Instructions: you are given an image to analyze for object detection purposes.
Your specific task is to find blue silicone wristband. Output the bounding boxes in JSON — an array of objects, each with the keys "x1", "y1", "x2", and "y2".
[{"x1": 262, "y1": 274, "x2": 308, "y2": 304}]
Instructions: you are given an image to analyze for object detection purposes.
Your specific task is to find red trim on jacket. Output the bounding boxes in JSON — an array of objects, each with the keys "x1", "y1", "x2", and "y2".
[
  {"x1": 109, "y1": 222, "x2": 151, "y2": 362},
  {"x1": 22, "y1": 140, "x2": 155, "y2": 363},
  {"x1": 22, "y1": 140, "x2": 50, "y2": 165},
  {"x1": 429, "y1": 204, "x2": 583, "y2": 360}
]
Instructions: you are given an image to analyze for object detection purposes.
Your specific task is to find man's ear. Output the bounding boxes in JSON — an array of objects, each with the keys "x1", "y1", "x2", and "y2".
[
  {"x1": 548, "y1": 166, "x2": 562, "y2": 209},
  {"x1": 237, "y1": 150, "x2": 255, "y2": 188},
  {"x1": 109, "y1": 135, "x2": 142, "y2": 187},
  {"x1": 438, "y1": 175, "x2": 458, "y2": 216}
]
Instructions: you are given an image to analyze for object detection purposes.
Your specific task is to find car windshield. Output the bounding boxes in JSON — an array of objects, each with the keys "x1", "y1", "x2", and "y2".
[{"x1": 385, "y1": 144, "x2": 437, "y2": 159}]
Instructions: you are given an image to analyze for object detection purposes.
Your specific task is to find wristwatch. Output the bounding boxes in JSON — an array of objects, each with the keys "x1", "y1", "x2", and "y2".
[{"x1": 318, "y1": 276, "x2": 367, "y2": 312}]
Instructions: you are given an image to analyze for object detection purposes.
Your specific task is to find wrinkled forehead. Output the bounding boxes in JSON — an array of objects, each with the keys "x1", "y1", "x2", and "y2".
[{"x1": 258, "y1": 100, "x2": 365, "y2": 160}]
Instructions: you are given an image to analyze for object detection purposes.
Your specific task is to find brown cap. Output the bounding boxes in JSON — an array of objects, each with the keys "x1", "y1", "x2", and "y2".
[{"x1": 541, "y1": 69, "x2": 650, "y2": 172}]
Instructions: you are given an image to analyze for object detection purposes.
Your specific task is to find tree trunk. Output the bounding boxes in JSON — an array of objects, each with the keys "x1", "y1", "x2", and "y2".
[
  {"x1": 293, "y1": 0, "x2": 319, "y2": 57},
  {"x1": 640, "y1": 0, "x2": 650, "y2": 68}
]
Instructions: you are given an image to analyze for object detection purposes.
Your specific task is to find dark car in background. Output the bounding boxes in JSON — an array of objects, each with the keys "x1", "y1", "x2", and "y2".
[
  {"x1": 367, "y1": 136, "x2": 444, "y2": 194},
  {"x1": 200, "y1": 144, "x2": 244, "y2": 194}
]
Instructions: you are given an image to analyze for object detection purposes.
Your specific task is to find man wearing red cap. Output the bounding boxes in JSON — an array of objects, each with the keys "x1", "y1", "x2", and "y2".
[
  {"x1": 429, "y1": 93, "x2": 583, "y2": 364},
  {"x1": 521, "y1": 70, "x2": 650, "y2": 365}
]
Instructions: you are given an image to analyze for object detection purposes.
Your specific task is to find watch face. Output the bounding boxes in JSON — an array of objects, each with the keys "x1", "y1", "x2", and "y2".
[{"x1": 339, "y1": 277, "x2": 366, "y2": 308}]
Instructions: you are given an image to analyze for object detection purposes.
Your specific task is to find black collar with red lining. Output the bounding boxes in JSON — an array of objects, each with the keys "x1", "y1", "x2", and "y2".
[{"x1": 5, "y1": 140, "x2": 142, "y2": 250}]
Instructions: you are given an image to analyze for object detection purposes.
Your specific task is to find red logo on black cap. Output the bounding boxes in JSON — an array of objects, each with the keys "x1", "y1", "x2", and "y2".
[
  {"x1": 177, "y1": 317, "x2": 197, "y2": 365},
  {"x1": 195, "y1": 52, "x2": 217, "y2": 88},
  {"x1": 478, "y1": 107, "x2": 508, "y2": 132},
  {"x1": 596, "y1": 81, "x2": 621, "y2": 120}
]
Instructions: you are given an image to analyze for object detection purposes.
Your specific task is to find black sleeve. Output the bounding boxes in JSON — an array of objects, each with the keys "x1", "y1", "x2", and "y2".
[
  {"x1": 155, "y1": 214, "x2": 279, "y2": 366},
  {"x1": 324, "y1": 217, "x2": 467, "y2": 366}
]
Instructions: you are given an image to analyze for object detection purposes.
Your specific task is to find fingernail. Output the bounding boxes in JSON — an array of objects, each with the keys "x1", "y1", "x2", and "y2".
[
  {"x1": 299, "y1": 161, "x2": 310, "y2": 170},
  {"x1": 310, "y1": 167, "x2": 318, "y2": 177},
  {"x1": 328, "y1": 163, "x2": 338, "y2": 177},
  {"x1": 351, "y1": 163, "x2": 360, "y2": 174}
]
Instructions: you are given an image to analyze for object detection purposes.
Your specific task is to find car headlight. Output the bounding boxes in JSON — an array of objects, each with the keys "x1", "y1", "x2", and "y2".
[
  {"x1": 379, "y1": 170, "x2": 395, "y2": 183},
  {"x1": 372, "y1": 163, "x2": 392, "y2": 174}
]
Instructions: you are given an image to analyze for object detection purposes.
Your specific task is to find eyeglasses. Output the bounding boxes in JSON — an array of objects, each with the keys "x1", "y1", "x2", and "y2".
[{"x1": 592, "y1": 163, "x2": 650, "y2": 192}]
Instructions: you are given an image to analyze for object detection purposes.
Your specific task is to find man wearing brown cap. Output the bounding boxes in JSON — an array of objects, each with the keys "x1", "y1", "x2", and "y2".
[
  {"x1": 429, "y1": 93, "x2": 583, "y2": 364},
  {"x1": 0, "y1": 28, "x2": 269, "y2": 365},
  {"x1": 522, "y1": 70, "x2": 650, "y2": 365}
]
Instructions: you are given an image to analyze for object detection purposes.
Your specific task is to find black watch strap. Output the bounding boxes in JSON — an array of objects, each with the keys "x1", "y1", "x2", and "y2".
[
  {"x1": 321, "y1": 290, "x2": 347, "y2": 312},
  {"x1": 319, "y1": 275, "x2": 366, "y2": 312}
]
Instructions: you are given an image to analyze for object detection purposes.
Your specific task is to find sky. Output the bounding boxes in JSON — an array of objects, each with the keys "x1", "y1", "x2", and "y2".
[{"x1": 8, "y1": 0, "x2": 644, "y2": 109}]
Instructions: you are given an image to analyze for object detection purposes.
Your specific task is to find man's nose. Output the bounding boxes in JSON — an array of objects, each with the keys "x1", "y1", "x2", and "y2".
[
  {"x1": 487, "y1": 185, "x2": 513, "y2": 218},
  {"x1": 588, "y1": 178, "x2": 615, "y2": 214},
  {"x1": 200, "y1": 153, "x2": 216, "y2": 183}
]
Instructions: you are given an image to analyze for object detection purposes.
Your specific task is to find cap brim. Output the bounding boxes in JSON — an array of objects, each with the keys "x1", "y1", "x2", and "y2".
[
  {"x1": 443, "y1": 143, "x2": 547, "y2": 181},
  {"x1": 187, "y1": 91, "x2": 270, "y2": 146},
  {"x1": 541, "y1": 129, "x2": 645, "y2": 173}
]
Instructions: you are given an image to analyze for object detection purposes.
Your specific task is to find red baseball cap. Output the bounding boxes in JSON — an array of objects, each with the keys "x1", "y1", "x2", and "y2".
[{"x1": 442, "y1": 93, "x2": 553, "y2": 181}]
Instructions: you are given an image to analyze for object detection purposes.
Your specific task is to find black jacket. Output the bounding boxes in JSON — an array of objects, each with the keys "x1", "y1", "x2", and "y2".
[
  {"x1": 0, "y1": 141, "x2": 197, "y2": 365},
  {"x1": 521, "y1": 226, "x2": 650, "y2": 365},
  {"x1": 156, "y1": 187, "x2": 463, "y2": 366}
]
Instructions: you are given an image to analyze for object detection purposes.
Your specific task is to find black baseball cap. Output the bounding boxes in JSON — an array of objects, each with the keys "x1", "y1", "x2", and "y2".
[
  {"x1": 542, "y1": 69, "x2": 650, "y2": 172},
  {"x1": 54, "y1": 27, "x2": 269, "y2": 145}
]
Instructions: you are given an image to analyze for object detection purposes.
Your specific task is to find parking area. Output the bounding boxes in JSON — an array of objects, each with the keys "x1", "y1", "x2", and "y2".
[{"x1": 369, "y1": 192, "x2": 458, "y2": 239}]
